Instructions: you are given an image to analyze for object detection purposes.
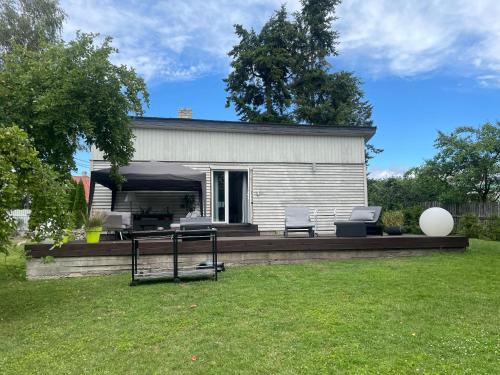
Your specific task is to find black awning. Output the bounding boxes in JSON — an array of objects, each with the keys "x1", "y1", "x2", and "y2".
[{"x1": 89, "y1": 162, "x2": 206, "y2": 214}]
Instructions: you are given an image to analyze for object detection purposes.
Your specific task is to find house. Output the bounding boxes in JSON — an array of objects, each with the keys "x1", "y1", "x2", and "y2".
[
  {"x1": 89, "y1": 115, "x2": 375, "y2": 234},
  {"x1": 72, "y1": 172, "x2": 90, "y2": 203}
]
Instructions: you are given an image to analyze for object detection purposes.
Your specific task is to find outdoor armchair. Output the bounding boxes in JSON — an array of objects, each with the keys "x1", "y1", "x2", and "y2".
[{"x1": 284, "y1": 206, "x2": 315, "y2": 237}]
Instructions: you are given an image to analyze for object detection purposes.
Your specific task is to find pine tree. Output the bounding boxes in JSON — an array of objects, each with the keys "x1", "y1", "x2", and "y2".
[
  {"x1": 72, "y1": 180, "x2": 87, "y2": 228},
  {"x1": 67, "y1": 178, "x2": 77, "y2": 211},
  {"x1": 225, "y1": 0, "x2": 373, "y2": 128},
  {"x1": 224, "y1": 6, "x2": 297, "y2": 123}
]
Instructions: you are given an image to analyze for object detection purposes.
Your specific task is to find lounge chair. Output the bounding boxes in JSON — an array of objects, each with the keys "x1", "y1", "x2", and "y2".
[
  {"x1": 334, "y1": 206, "x2": 383, "y2": 237},
  {"x1": 284, "y1": 207, "x2": 315, "y2": 238}
]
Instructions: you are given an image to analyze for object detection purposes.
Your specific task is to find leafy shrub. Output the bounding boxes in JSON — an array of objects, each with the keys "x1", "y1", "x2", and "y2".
[
  {"x1": 457, "y1": 214, "x2": 482, "y2": 238},
  {"x1": 1, "y1": 126, "x2": 71, "y2": 253},
  {"x1": 481, "y1": 216, "x2": 500, "y2": 241},
  {"x1": 381, "y1": 210, "x2": 405, "y2": 227},
  {"x1": 402, "y1": 206, "x2": 424, "y2": 234}
]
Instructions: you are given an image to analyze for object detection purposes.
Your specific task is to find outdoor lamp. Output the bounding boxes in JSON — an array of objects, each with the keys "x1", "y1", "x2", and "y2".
[{"x1": 419, "y1": 207, "x2": 454, "y2": 236}]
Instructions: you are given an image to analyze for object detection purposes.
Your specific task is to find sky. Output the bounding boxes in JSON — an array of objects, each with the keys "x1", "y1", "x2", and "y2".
[{"x1": 64, "y1": 0, "x2": 500, "y2": 178}]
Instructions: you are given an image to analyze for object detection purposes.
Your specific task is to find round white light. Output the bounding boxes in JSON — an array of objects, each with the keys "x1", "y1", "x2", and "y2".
[{"x1": 419, "y1": 207, "x2": 454, "y2": 236}]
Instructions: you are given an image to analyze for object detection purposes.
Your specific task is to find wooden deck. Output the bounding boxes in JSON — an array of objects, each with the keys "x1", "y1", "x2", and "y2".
[{"x1": 26, "y1": 235, "x2": 469, "y2": 258}]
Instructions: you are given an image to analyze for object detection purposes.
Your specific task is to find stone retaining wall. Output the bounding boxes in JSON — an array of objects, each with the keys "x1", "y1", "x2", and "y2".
[{"x1": 27, "y1": 248, "x2": 464, "y2": 280}]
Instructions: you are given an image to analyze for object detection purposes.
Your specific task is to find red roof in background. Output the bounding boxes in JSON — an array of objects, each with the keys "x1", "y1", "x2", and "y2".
[{"x1": 72, "y1": 175, "x2": 90, "y2": 203}]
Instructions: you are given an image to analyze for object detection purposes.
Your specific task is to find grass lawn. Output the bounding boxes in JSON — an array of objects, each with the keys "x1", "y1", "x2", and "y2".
[{"x1": 0, "y1": 240, "x2": 499, "y2": 374}]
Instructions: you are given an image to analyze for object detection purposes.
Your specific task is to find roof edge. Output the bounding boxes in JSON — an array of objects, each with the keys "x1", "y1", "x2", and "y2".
[{"x1": 130, "y1": 116, "x2": 377, "y2": 141}]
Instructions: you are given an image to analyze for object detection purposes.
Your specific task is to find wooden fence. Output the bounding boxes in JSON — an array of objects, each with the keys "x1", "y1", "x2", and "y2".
[{"x1": 421, "y1": 202, "x2": 500, "y2": 221}]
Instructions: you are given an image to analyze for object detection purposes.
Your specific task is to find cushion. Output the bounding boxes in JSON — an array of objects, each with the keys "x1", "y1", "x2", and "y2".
[{"x1": 350, "y1": 210, "x2": 374, "y2": 221}]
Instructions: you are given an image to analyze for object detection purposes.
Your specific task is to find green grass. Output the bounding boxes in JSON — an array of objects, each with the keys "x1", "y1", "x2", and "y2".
[{"x1": 1, "y1": 240, "x2": 499, "y2": 374}]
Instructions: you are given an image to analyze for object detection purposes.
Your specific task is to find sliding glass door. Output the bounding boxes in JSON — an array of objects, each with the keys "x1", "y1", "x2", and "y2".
[
  {"x1": 213, "y1": 171, "x2": 226, "y2": 222},
  {"x1": 212, "y1": 170, "x2": 249, "y2": 223}
]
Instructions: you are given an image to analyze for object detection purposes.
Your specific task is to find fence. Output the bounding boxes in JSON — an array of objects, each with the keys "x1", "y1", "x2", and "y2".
[
  {"x1": 421, "y1": 202, "x2": 500, "y2": 221},
  {"x1": 9, "y1": 209, "x2": 31, "y2": 233}
]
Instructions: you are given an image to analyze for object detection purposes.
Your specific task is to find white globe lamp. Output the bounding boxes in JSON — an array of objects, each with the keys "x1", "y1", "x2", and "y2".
[{"x1": 419, "y1": 207, "x2": 454, "y2": 237}]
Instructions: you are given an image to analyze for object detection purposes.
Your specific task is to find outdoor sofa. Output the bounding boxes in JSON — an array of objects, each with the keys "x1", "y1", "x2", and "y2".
[{"x1": 334, "y1": 206, "x2": 383, "y2": 237}]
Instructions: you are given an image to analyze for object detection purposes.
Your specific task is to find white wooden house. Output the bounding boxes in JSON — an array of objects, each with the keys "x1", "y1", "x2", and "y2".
[{"x1": 90, "y1": 117, "x2": 376, "y2": 234}]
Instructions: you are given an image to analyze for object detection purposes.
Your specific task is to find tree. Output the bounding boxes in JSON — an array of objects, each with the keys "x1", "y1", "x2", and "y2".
[
  {"x1": 294, "y1": 70, "x2": 373, "y2": 126},
  {"x1": 72, "y1": 180, "x2": 87, "y2": 228},
  {"x1": 0, "y1": 32, "x2": 149, "y2": 177},
  {"x1": 0, "y1": 0, "x2": 65, "y2": 54},
  {"x1": 425, "y1": 122, "x2": 499, "y2": 202},
  {"x1": 225, "y1": 0, "x2": 380, "y2": 164},
  {"x1": 0, "y1": 125, "x2": 71, "y2": 253},
  {"x1": 225, "y1": 0, "x2": 373, "y2": 126},
  {"x1": 224, "y1": 6, "x2": 297, "y2": 123}
]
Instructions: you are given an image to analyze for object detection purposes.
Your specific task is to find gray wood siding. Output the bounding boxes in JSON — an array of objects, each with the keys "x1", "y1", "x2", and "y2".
[
  {"x1": 250, "y1": 163, "x2": 366, "y2": 233},
  {"x1": 91, "y1": 161, "x2": 365, "y2": 234},
  {"x1": 92, "y1": 127, "x2": 365, "y2": 164}
]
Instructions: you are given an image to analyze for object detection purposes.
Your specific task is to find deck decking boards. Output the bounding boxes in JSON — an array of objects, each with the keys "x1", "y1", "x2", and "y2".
[{"x1": 26, "y1": 235, "x2": 469, "y2": 258}]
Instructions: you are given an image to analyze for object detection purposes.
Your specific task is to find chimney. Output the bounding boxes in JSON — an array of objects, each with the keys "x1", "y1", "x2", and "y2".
[{"x1": 177, "y1": 107, "x2": 193, "y2": 119}]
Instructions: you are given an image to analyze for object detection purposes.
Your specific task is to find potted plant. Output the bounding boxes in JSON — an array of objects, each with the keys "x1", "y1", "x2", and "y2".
[
  {"x1": 62, "y1": 228, "x2": 72, "y2": 244},
  {"x1": 382, "y1": 210, "x2": 405, "y2": 235},
  {"x1": 183, "y1": 194, "x2": 196, "y2": 214},
  {"x1": 84, "y1": 210, "x2": 106, "y2": 243}
]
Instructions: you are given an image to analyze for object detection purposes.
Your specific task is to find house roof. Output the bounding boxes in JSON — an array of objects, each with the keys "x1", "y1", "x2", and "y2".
[
  {"x1": 72, "y1": 175, "x2": 90, "y2": 203},
  {"x1": 131, "y1": 117, "x2": 377, "y2": 141}
]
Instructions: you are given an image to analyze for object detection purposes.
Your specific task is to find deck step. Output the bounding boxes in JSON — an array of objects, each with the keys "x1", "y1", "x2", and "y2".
[
  {"x1": 214, "y1": 224, "x2": 260, "y2": 237},
  {"x1": 216, "y1": 230, "x2": 260, "y2": 237}
]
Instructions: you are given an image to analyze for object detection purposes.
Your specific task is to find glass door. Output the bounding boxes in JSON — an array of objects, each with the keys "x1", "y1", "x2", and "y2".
[
  {"x1": 213, "y1": 171, "x2": 226, "y2": 222},
  {"x1": 212, "y1": 170, "x2": 249, "y2": 223}
]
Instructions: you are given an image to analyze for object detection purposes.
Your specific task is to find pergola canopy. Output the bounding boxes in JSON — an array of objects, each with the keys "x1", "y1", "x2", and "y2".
[{"x1": 89, "y1": 162, "x2": 206, "y2": 214}]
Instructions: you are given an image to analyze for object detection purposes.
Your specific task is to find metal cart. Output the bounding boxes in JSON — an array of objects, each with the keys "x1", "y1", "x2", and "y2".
[{"x1": 130, "y1": 228, "x2": 218, "y2": 286}]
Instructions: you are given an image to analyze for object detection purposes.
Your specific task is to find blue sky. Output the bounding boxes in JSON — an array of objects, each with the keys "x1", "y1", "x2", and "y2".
[{"x1": 66, "y1": 0, "x2": 500, "y2": 177}]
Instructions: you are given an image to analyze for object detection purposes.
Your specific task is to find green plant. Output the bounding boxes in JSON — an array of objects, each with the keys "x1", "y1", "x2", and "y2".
[
  {"x1": 402, "y1": 206, "x2": 424, "y2": 234},
  {"x1": 381, "y1": 210, "x2": 405, "y2": 227},
  {"x1": 481, "y1": 216, "x2": 500, "y2": 241},
  {"x1": 41, "y1": 256, "x2": 55, "y2": 264},
  {"x1": 457, "y1": 214, "x2": 482, "y2": 238},
  {"x1": 183, "y1": 194, "x2": 196, "y2": 214},
  {"x1": 84, "y1": 210, "x2": 106, "y2": 229},
  {"x1": 72, "y1": 180, "x2": 88, "y2": 228},
  {"x1": 0, "y1": 126, "x2": 71, "y2": 253},
  {"x1": 164, "y1": 207, "x2": 174, "y2": 220}
]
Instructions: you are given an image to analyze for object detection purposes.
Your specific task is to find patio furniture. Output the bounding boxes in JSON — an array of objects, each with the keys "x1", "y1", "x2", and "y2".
[
  {"x1": 133, "y1": 213, "x2": 173, "y2": 231},
  {"x1": 180, "y1": 216, "x2": 213, "y2": 230},
  {"x1": 129, "y1": 228, "x2": 218, "y2": 286},
  {"x1": 334, "y1": 221, "x2": 367, "y2": 237},
  {"x1": 334, "y1": 206, "x2": 383, "y2": 237},
  {"x1": 170, "y1": 211, "x2": 209, "y2": 230},
  {"x1": 284, "y1": 206, "x2": 315, "y2": 237},
  {"x1": 102, "y1": 211, "x2": 132, "y2": 240}
]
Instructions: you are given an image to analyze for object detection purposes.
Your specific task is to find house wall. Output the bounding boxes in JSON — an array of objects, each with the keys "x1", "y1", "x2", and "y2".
[
  {"x1": 92, "y1": 128, "x2": 365, "y2": 164},
  {"x1": 91, "y1": 126, "x2": 368, "y2": 234}
]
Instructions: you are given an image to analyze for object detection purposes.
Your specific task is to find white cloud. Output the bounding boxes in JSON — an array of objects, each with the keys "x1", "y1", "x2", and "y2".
[
  {"x1": 337, "y1": 0, "x2": 500, "y2": 81},
  {"x1": 61, "y1": 0, "x2": 300, "y2": 81},
  {"x1": 368, "y1": 166, "x2": 408, "y2": 179},
  {"x1": 60, "y1": 0, "x2": 500, "y2": 83}
]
